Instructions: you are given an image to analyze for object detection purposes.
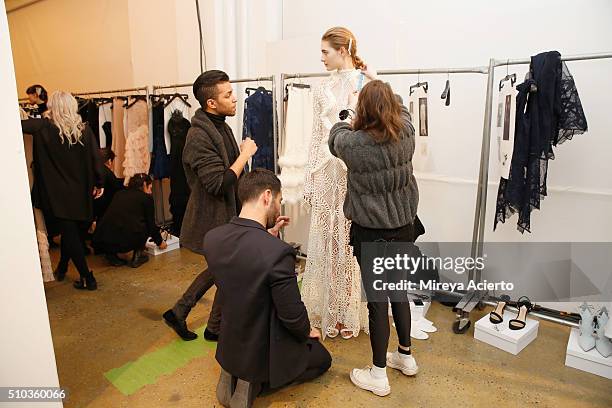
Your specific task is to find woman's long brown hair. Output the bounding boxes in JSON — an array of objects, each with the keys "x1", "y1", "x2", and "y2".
[{"x1": 352, "y1": 80, "x2": 403, "y2": 143}]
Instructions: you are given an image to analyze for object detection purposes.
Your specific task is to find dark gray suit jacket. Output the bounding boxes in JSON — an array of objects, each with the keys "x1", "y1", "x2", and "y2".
[{"x1": 204, "y1": 217, "x2": 311, "y2": 388}]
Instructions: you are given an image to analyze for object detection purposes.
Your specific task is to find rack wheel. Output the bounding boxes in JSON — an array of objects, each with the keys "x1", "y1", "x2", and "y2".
[{"x1": 452, "y1": 316, "x2": 471, "y2": 334}]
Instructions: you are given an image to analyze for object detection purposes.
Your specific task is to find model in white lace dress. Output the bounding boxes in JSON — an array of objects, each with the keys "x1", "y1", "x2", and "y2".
[{"x1": 302, "y1": 27, "x2": 374, "y2": 339}]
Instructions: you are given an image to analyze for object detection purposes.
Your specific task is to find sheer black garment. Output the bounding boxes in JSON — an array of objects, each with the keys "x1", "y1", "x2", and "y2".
[{"x1": 494, "y1": 51, "x2": 587, "y2": 233}]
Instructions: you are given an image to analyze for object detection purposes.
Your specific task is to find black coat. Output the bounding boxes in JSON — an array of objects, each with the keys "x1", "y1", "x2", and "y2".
[
  {"x1": 93, "y1": 189, "x2": 163, "y2": 253},
  {"x1": 21, "y1": 118, "x2": 103, "y2": 222},
  {"x1": 205, "y1": 217, "x2": 311, "y2": 388},
  {"x1": 93, "y1": 165, "x2": 124, "y2": 221}
]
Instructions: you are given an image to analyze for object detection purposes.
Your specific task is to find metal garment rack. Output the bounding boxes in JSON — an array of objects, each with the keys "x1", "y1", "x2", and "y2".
[
  {"x1": 453, "y1": 52, "x2": 612, "y2": 333},
  {"x1": 279, "y1": 66, "x2": 489, "y2": 273},
  {"x1": 152, "y1": 75, "x2": 279, "y2": 173},
  {"x1": 72, "y1": 86, "x2": 149, "y2": 98},
  {"x1": 279, "y1": 66, "x2": 488, "y2": 153},
  {"x1": 151, "y1": 76, "x2": 279, "y2": 228}
]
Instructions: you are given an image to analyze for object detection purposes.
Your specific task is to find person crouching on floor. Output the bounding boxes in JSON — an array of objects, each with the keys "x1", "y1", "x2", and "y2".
[
  {"x1": 93, "y1": 173, "x2": 167, "y2": 268},
  {"x1": 206, "y1": 169, "x2": 332, "y2": 408}
]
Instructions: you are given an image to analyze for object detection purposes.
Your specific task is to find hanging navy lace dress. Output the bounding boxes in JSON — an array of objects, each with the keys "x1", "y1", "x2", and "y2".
[
  {"x1": 494, "y1": 51, "x2": 588, "y2": 233},
  {"x1": 242, "y1": 88, "x2": 274, "y2": 171}
]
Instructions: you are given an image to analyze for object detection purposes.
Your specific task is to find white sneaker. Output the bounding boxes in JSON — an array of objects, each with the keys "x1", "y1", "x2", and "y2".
[
  {"x1": 386, "y1": 351, "x2": 419, "y2": 376},
  {"x1": 414, "y1": 318, "x2": 437, "y2": 333},
  {"x1": 350, "y1": 367, "x2": 391, "y2": 397}
]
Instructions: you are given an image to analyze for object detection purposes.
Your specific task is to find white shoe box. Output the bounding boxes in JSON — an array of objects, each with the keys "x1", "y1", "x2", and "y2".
[
  {"x1": 474, "y1": 312, "x2": 539, "y2": 355},
  {"x1": 565, "y1": 328, "x2": 612, "y2": 379},
  {"x1": 145, "y1": 235, "x2": 180, "y2": 255}
]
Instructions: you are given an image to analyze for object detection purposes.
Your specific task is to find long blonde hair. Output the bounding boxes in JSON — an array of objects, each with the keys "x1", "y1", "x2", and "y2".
[
  {"x1": 48, "y1": 91, "x2": 85, "y2": 145},
  {"x1": 321, "y1": 26, "x2": 365, "y2": 69}
]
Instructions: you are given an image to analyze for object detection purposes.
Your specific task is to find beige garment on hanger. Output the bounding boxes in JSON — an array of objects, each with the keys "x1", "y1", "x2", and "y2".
[
  {"x1": 123, "y1": 99, "x2": 150, "y2": 185},
  {"x1": 111, "y1": 98, "x2": 126, "y2": 178},
  {"x1": 23, "y1": 132, "x2": 54, "y2": 282}
]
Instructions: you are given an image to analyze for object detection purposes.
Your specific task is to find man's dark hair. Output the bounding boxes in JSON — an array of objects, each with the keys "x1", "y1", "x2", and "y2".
[
  {"x1": 237, "y1": 168, "x2": 281, "y2": 204},
  {"x1": 127, "y1": 173, "x2": 152, "y2": 191},
  {"x1": 192, "y1": 70, "x2": 230, "y2": 108},
  {"x1": 99, "y1": 147, "x2": 115, "y2": 163}
]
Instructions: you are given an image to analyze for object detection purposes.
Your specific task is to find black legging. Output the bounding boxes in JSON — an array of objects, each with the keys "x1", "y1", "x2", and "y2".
[
  {"x1": 351, "y1": 222, "x2": 413, "y2": 368},
  {"x1": 56, "y1": 219, "x2": 91, "y2": 278}
]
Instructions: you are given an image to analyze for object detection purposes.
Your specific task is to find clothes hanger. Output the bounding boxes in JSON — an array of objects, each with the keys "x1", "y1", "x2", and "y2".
[
  {"x1": 124, "y1": 94, "x2": 147, "y2": 108},
  {"x1": 163, "y1": 93, "x2": 192, "y2": 108},
  {"x1": 409, "y1": 70, "x2": 429, "y2": 96},
  {"x1": 441, "y1": 72, "x2": 451, "y2": 106},
  {"x1": 499, "y1": 60, "x2": 517, "y2": 91}
]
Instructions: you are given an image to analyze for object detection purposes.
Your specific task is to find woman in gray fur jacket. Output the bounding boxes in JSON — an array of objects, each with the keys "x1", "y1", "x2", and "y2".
[{"x1": 328, "y1": 80, "x2": 420, "y2": 397}]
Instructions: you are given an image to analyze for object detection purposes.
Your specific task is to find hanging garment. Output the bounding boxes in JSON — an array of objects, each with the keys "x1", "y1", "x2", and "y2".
[
  {"x1": 22, "y1": 132, "x2": 54, "y2": 281},
  {"x1": 494, "y1": 51, "x2": 587, "y2": 233},
  {"x1": 243, "y1": 88, "x2": 274, "y2": 171},
  {"x1": 278, "y1": 85, "x2": 313, "y2": 204},
  {"x1": 78, "y1": 98, "x2": 100, "y2": 147},
  {"x1": 168, "y1": 110, "x2": 191, "y2": 236},
  {"x1": 98, "y1": 101, "x2": 113, "y2": 148},
  {"x1": 150, "y1": 101, "x2": 171, "y2": 179},
  {"x1": 496, "y1": 80, "x2": 518, "y2": 178},
  {"x1": 164, "y1": 98, "x2": 191, "y2": 155},
  {"x1": 408, "y1": 86, "x2": 429, "y2": 170},
  {"x1": 111, "y1": 97, "x2": 127, "y2": 178},
  {"x1": 123, "y1": 99, "x2": 150, "y2": 185},
  {"x1": 302, "y1": 69, "x2": 369, "y2": 339}
]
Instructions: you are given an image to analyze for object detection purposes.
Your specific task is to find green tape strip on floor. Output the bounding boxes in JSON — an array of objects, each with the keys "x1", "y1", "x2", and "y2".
[{"x1": 104, "y1": 325, "x2": 216, "y2": 396}]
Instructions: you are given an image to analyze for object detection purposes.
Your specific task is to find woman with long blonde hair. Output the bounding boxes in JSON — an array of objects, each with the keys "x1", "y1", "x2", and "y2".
[{"x1": 21, "y1": 91, "x2": 104, "y2": 290}]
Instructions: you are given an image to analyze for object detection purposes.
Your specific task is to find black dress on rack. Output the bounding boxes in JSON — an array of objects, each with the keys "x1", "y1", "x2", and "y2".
[
  {"x1": 150, "y1": 101, "x2": 171, "y2": 179},
  {"x1": 77, "y1": 98, "x2": 100, "y2": 147},
  {"x1": 494, "y1": 51, "x2": 587, "y2": 233},
  {"x1": 168, "y1": 110, "x2": 191, "y2": 236}
]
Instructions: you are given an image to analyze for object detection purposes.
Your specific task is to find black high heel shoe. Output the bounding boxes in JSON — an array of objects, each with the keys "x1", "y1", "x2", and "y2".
[
  {"x1": 509, "y1": 296, "x2": 533, "y2": 330},
  {"x1": 489, "y1": 295, "x2": 511, "y2": 324},
  {"x1": 74, "y1": 271, "x2": 97, "y2": 291}
]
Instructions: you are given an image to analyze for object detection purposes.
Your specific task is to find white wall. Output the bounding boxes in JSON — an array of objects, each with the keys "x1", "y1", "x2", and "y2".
[
  {"x1": 270, "y1": 0, "x2": 612, "y2": 243},
  {"x1": 0, "y1": 2, "x2": 62, "y2": 407}
]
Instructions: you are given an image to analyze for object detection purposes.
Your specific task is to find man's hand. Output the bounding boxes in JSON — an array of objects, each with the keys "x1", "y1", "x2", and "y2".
[
  {"x1": 267, "y1": 215, "x2": 290, "y2": 237},
  {"x1": 240, "y1": 137, "x2": 258, "y2": 158},
  {"x1": 93, "y1": 187, "x2": 104, "y2": 199},
  {"x1": 309, "y1": 328, "x2": 321, "y2": 340},
  {"x1": 158, "y1": 241, "x2": 168, "y2": 250}
]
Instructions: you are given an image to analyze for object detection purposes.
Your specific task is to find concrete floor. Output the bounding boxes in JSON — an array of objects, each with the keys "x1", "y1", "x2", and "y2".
[{"x1": 44, "y1": 247, "x2": 611, "y2": 408}]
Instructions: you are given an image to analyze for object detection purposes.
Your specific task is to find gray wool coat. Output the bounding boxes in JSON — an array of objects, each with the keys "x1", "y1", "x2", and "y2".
[
  {"x1": 180, "y1": 108, "x2": 241, "y2": 255},
  {"x1": 328, "y1": 103, "x2": 419, "y2": 229}
]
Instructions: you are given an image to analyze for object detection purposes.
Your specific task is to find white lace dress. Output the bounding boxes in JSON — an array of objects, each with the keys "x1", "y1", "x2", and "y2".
[{"x1": 302, "y1": 69, "x2": 369, "y2": 338}]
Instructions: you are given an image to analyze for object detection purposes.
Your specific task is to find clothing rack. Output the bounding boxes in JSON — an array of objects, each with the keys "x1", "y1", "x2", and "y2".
[
  {"x1": 152, "y1": 75, "x2": 279, "y2": 173},
  {"x1": 72, "y1": 86, "x2": 149, "y2": 97},
  {"x1": 452, "y1": 52, "x2": 612, "y2": 333},
  {"x1": 279, "y1": 65, "x2": 490, "y2": 269}
]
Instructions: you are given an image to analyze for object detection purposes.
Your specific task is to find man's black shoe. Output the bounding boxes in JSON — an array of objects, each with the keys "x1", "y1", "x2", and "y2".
[
  {"x1": 204, "y1": 328, "x2": 219, "y2": 342},
  {"x1": 162, "y1": 309, "x2": 197, "y2": 341}
]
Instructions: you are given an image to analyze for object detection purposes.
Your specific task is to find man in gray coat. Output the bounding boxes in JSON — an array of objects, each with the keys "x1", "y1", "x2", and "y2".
[{"x1": 163, "y1": 70, "x2": 257, "y2": 341}]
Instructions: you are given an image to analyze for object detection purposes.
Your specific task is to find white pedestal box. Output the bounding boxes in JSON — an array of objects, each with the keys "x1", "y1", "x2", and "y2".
[
  {"x1": 565, "y1": 328, "x2": 612, "y2": 379},
  {"x1": 145, "y1": 235, "x2": 180, "y2": 255},
  {"x1": 474, "y1": 312, "x2": 539, "y2": 355}
]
